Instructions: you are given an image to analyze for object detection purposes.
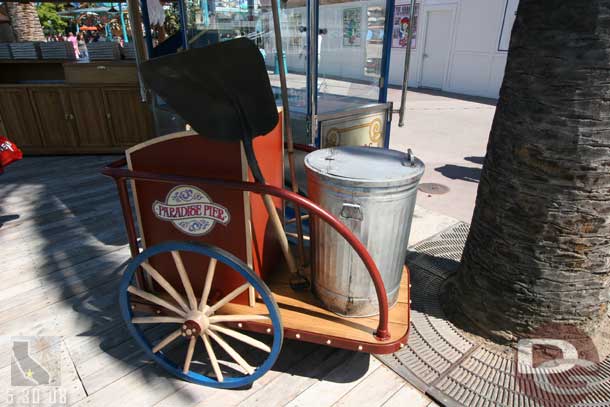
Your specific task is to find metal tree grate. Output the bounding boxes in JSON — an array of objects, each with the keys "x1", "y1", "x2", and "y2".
[{"x1": 377, "y1": 222, "x2": 610, "y2": 407}]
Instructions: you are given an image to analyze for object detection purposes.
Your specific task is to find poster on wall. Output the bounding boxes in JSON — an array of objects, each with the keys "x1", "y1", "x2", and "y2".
[
  {"x1": 288, "y1": 12, "x2": 304, "y2": 50},
  {"x1": 392, "y1": 2, "x2": 419, "y2": 49},
  {"x1": 343, "y1": 7, "x2": 362, "y2": 47},
  {"x1": 498, "y1": 0, "x2": 519, "y2": 51}
]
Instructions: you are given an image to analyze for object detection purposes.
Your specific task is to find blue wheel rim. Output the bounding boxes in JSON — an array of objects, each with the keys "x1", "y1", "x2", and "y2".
[{"x1": 119, "y1": 241, "x2": 283, "y2": 389}]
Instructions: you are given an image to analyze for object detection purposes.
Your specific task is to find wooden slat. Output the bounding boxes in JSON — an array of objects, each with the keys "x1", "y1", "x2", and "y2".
[
  {"x1": 0, "y1": 201, "x2": 121, "y2": 243},
  {"x1": 0, "y1": 276, "x2": 122, "y2": 354},
  {"x1": 0, "y1": 155, "x2": 112, "y2": 183},
  {"x1": 285, "y1": 354, "x2": 382, "y2": 407},
  {"x1": 217, "y1": 268, "x2": 410, "y2": 346},
  {"x1": 71, "y1": 324, "x2": 175, "y2": 395},
  {"x1": 381, "y1": 384, "x2": 433, "y2": 407},
  {"x1": 154, "y1": 341, "x2": 322, "y2": 407},
  {"x1": 0, "y1": 207, "x2": 125, "y2": 261},
  {"x1": 238, "y1": 348, "x2": 350, "y2": 407},
  {"x1": 69, "y1": 360, "x2": 182, "y2": 407},
  {"x1": 1, "y1": 232, "x2": 127, "y2": 280},
  {"x1": 333, "y1": 365, "x2": 406, "y2": 407},
  {"x1": 0, "y1": 169, "x2": 111, "y2": 193},
  {"x1": 0, "y1": 155, "x2": 422, "y2": 405},
  {"x1": 0, "y1": 248, "x2": 128, "y2": 323},
  {"x1": 0, "y1": 182, "x2": 118, "y2": 226}
]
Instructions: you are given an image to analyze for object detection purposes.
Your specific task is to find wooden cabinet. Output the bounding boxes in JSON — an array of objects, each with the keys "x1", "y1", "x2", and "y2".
[
  {"x1": 0, "y1": 111, "x2": 6, "y2": 136},
  {"x1": 0, "y1": 61, "x2": 153, "y2": 153},
  {"x1": 0, "y1": 84, "x2": 153, "y2": 154},
  {"x1": 103, "y1": 87, "x2": 153, "y2": 147},
  {"x1": 0, "y1": 88, "x2": 43, "y2": 149},
  {"x1": 67, "y1": 88, "x2": 113, "y2": 148},
  {"x1": 29, "y1": 87, "x2": 77, "y2": 149}
]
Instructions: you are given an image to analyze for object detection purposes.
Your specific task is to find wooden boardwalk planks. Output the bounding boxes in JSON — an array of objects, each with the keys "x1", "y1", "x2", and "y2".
[{"x1": 0, "y1": 156, "x2": 430, "y2": 407}]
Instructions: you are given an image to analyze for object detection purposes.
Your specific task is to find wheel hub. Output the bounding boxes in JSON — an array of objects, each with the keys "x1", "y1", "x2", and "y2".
[{"x1": 182, "y1": 310, "x2": 209, "y2": 337}]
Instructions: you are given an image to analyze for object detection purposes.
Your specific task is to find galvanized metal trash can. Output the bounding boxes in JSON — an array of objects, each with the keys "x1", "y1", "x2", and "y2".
[{"x1": 305, "y1": 146, "x2": 425, "y2": 317}]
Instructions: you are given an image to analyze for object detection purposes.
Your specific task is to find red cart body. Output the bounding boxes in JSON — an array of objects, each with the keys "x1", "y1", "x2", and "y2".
[{"x1": 126, "y1": 114, "x2": 284, "y2": 305}]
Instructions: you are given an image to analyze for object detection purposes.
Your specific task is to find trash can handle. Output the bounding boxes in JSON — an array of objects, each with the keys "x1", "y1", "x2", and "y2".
[
  {"x1": 340, "y1": 203, "x2": 363, "y2": 221},
  {"x1": 404, "y1": 148, "x2": 415, "y2": 167}
]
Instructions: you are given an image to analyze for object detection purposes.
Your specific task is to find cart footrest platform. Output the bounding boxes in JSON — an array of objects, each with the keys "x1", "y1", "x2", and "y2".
[{"x1": 132, "y1": 266, "x2": 410, "y2": 354}]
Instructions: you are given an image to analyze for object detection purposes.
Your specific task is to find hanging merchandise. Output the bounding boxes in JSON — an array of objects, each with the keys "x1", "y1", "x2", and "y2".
[{"x1": 147, "y1": 0, "x2": 166, "y2": 26}]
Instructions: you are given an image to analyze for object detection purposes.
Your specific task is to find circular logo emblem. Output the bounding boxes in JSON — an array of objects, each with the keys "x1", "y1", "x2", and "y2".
[
  {"x1": 152, "y1": 185, "x2": 230, "y2": 236},
  {"x1": 325, "y1": 128, "x2": 340, "y2": 147},
  {"x1": 514, "y1": 323, "x2": 610, "y2": 406},
  {"x1": 369, "y1": 118, "x2": 382, "y2": 144}
]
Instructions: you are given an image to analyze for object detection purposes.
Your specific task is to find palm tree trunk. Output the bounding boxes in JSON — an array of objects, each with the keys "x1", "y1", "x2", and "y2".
[
  {"x1": 442, "y1": 0, "x2": 610, "y2": 344},
  {"x1": 6, "y1": 2, "x2": 45, "y2": 42}
]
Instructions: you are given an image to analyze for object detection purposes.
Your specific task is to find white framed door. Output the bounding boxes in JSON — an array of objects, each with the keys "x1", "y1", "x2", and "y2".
[{"x1": 420, "y1": 9, "x2": 453, "y2": 90}]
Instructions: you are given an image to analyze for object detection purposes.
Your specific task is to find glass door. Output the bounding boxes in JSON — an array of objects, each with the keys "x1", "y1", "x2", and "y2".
[
  {"x1": 187, "y1": 0, "x2": 309, "y2": 143},
  {"x1": 315, "y1": 0, "x2": 393, "y2": 148},
  {"x1": 316, "y1": 0, "x2": 385, "y2": 112},
  {"x1": 143, "y1": 0, "x2": 394, "y2": 145},
  {"x1": 266, "y1": 0, "x2": 309, "y2": 144}
]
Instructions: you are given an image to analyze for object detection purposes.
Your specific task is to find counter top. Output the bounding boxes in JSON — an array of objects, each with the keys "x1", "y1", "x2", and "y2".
[
  {"x1": 0, "y1": 59, "x2": 136, "y2": 66},
  {"x1": 0, "y1": 59, "x2": 138, "y2": 85}
]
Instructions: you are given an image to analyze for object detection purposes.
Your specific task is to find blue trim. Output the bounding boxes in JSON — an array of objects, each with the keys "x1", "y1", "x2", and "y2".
[
  {"x1": 380, "y1": 0, "x2": 396, "y2": 148},
  {"x1": 119, "y1": 2, "x2": 129, "y2": 43},
  {"x1": 275, "y1": 0, "x2": 288, "y2": 76},
  {"x1": 177, "y1": 0, "x2": 189, "y2": 50},
  {"x1": 119, "y1": 241, "x2": 283, "y2": 389},
  {"x1": 312, "y1": 0, "x2": 320, "y2": 147},
  {"x1": 378, "y1": 0, "x2": 396, "y2": 104},
  {"x1": 201, "y1": 0, "x2": 209, "y2": 27},
  {"x1": 139, "y1": 0, "x2": 154, "y2": 56},
  {"x1": 305, "y1": 0, "x2": 312, "y2": 118}
]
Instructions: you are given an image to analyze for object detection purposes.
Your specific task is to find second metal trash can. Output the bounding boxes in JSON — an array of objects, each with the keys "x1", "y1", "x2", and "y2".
[{"x1": 305, "y1": 146, "x2": 425, "y2": 317}]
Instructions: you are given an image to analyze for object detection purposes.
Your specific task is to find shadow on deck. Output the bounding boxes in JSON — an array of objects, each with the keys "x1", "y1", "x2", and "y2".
[{"x1": 0, "y1": 155, "x2": 373, "y2": 404}]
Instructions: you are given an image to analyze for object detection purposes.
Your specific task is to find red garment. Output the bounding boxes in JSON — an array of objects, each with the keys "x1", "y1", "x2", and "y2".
[{"x1": 0, "y1": 137, "x2": 23, "y2": 174}]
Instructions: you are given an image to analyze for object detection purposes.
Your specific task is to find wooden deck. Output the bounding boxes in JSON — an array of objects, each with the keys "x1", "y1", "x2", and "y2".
[{"x1": 0, "y1": 156, "x2": 438, "y2": 407}]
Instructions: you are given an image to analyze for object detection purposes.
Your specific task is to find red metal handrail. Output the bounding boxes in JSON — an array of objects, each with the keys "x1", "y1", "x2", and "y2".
[{"x1": 102, "y1": 160, "x2": 391, "y2": 340}]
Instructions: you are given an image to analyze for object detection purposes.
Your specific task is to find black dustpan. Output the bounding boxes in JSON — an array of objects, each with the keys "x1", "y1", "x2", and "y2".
[
  {"x1": 139, "y1": 37, "x2": 303, "y2": 283},
  {"x1": 139, "y1": 38, "x2": 279, "y2": 181}
]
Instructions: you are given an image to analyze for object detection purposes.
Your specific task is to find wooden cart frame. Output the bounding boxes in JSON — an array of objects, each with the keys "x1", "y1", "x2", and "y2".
[{"x1": 102, "y1": 153, "x2": 411, "y2": 386}]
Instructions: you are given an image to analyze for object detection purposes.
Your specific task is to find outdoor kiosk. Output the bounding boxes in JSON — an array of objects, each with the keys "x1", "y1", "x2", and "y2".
[
  {"x1": 101, "y1": 36, "x2": 417, "y2": 387},
  {"x1": 139, "y1": 0, "x2": 408, "y2": 149}
]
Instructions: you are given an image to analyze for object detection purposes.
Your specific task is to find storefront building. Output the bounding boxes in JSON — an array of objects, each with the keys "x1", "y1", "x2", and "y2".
[
  {"x1": 270, "y1": 0, "x2": 518, "y2": 99},
  {"x1": 388, "y1": 0, "x2": 518, "y2": 98}
]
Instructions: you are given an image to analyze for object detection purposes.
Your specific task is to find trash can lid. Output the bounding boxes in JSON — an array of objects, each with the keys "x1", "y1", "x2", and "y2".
[{"x1": 304, "y1": 146, "x2": 425, "y2": 187}]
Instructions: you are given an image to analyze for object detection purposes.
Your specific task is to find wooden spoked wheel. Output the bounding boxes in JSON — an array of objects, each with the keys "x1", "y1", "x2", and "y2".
[{"x1": 119, "y1": 241, "x2": 283, "y2": 388}]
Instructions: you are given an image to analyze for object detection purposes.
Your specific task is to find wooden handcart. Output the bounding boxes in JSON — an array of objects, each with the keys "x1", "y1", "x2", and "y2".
[{"x1": 102, "y1": 131, "x2": 411, "y2": 389}]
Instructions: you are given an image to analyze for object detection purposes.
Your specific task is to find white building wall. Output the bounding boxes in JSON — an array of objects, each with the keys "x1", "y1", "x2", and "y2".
[
  {"x1": 267, "y1": 0, "x2": 385, "y2": 82},
  {"x1": 266, "y1": 0, "x2": 518, "y2": 99},
  {"x1": 389, "y1": 0, "x2": 519, "y2": 98}
]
